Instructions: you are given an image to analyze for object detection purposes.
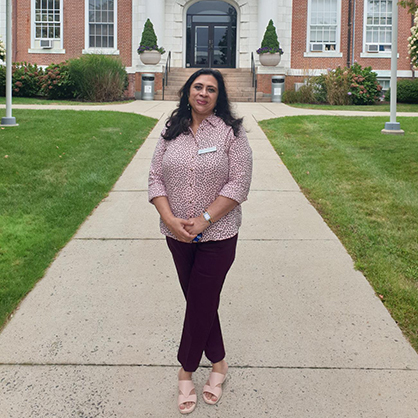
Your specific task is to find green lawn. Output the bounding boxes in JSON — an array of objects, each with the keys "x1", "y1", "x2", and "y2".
[
  {"x1": 0, "y1": 109, "x2": 156, "y2": 328},
  {"x1": 259, "y1": 116, "x2": 418, "y2": 352},
  {"x1": 0, "y1": 96, "x2": 135, "y2": 105},
  {"x1": 288, "y1": 103, "x2": 418, "y2": 112}
]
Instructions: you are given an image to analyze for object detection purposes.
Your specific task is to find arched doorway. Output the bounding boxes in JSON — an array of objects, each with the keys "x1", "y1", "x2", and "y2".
[{"x1": 186, "y1": 1, "x2": 237, "y2": 68}]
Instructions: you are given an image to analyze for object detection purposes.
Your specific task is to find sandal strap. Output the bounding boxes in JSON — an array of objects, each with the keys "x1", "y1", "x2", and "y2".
[
  {"x1": 203, "y1": 371, "x2": 226, "y2": 398},
  {"x1": 178, "y1": 380, "x2": 197, "y2": 405}
]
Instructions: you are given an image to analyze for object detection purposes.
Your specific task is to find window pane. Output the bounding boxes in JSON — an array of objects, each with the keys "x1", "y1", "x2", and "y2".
[{"x1": 366, "y1": 0, "x2": 392, "y2": 49}]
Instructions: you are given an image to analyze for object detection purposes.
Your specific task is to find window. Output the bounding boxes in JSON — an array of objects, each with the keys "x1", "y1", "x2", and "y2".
[
  {"x1": 364, "y1": 0, "x2": 392, "y2": 52},
  {"x1": 88, "y1": 0, "x2": 115, "y2": 49},
  {"x1": 35, "y1": 0, "x2": 61, "y2": 40},
  {"x1": 30, "y1": 0, "x2": 64, "y2": 52},
  {"x1": 307, "y1": 0, "x2": 340, "y2": 53}
]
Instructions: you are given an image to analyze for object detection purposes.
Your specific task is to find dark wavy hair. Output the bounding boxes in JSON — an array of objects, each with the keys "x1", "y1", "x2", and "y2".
[{"x1": 162, "y1": 69, "x2": 243, "y2": 141}]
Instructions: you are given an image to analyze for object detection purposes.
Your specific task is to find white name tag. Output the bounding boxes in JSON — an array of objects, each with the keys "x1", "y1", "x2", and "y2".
[{"x1": 198, "y1": 146, "x2": 217, "y2": 155}]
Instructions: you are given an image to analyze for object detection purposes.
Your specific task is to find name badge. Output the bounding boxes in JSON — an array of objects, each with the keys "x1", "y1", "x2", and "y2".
[{"x1": 198, "y1": 146, "x2": 217, "y2": 155}]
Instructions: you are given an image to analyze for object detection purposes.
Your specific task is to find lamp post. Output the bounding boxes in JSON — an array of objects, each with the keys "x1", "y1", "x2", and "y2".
[
  {"x1": 1, "y1": 0, "x2": 18, "y2": 127},
  {"x1": 381, "y1": 1, "x2": 403, "y2": 135}
]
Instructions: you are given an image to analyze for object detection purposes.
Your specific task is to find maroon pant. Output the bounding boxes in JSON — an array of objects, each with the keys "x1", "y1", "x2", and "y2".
[{"x1": 166, "y1": 235, "x2": 238, "y2": 372}]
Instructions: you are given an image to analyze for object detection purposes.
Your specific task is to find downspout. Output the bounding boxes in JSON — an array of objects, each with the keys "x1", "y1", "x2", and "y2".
[
  {"x1": 12, "y1": 0, "x2": 17, "y2": 62},
  {"x1": 351, "y1": 0, "x2": 356, "y2": 66},
  {"x1": 347, "y1": 0, "x2": 352, "y2": 67}
]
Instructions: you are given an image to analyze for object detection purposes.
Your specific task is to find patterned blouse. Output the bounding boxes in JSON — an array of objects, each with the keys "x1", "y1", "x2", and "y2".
[{"x1": 148, "y1": 113, "x2": 253, "y2": 242}]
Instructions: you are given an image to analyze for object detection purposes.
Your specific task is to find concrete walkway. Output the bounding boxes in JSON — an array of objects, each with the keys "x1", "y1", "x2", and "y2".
[{"x1": 1, "y1": 101, "x2": 418, "y2": 417}]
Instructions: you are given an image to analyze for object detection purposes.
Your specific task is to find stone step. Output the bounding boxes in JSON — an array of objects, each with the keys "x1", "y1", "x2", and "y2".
[{"x1": 156, "y1": 68, "x2": 262, "y2": 102}]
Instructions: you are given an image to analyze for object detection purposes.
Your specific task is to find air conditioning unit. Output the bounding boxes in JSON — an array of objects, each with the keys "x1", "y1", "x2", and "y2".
[
  {"x1": 310, "y1": 43, "x2": 323, "y2": 52},
  {"x1": 40, "y1": 39, "x2": 52, "y2": 49},
  {"x1": 366, "y1": 44, "x2": 379, "y2": 53}
]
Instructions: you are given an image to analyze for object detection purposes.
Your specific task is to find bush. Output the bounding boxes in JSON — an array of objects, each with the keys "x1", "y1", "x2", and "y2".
[
  {"x1": 310, "y1": 74, "x2": 328, "y2": 103},
  {"x1": 0, "y1": 65, "x2": 5, "y2": 96},
  {"x1": 282, "y1": 90, "x2": 300, "y2": 104},
  {"x1": 349, "y1": 63, "x2": 382, "y2": 105},
  {"x1": 282, "y1": 84, "x2": 315, "y2": 104},
  {"x1": 385, "y1": 79, "x2": 418, "y2": 103},
  {"x1": 39, "y1": 62, "x2": 75, "y2": 99},
  {"x1": 68, "y1": 54, "x2": 128, "y2": 102},
  {"x1": 11, "y1": 62, "x2": 43, "y2": 97},
  {"x1": 324, "y1": 67, "x2": 352, "y2": 105}
]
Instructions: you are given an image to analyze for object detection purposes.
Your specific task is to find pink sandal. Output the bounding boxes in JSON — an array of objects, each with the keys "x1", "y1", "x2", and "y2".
[
  {"x1": 178, "y1": 380, "x2": 197, "y2": 414},
  {"x1": 202, "y1": 371, "x2": 227, "y2": 405}
]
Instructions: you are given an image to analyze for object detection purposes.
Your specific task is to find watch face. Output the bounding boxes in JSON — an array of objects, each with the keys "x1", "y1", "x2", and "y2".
[{"x1": 203, "y1": 212, "x2": 211, "y2": 221}]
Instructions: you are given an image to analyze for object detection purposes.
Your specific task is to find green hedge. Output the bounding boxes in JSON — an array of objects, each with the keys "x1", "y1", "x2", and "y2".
[{"x1": 385, "y1": 79, "x2": 418, "y2": 104}]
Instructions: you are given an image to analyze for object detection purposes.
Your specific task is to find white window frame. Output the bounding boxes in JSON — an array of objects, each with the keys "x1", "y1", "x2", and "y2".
[
  {"x1": 361, "y1": 0, "x2": 393, "y2": 58},
  {"x1": 29, "y1": 0, "x2": 65, "y2": 54},
  {"x1": 83, "y1": 0, "x2": 119, "y2": 55},
  {"x1": 304, "y1": 0, "x2": 342, "y2": 58}
]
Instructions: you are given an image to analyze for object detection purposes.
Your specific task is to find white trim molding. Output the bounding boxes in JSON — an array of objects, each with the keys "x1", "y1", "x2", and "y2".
[{"x1": 304, "y1": 52, "x2": 343, "y2": 58}]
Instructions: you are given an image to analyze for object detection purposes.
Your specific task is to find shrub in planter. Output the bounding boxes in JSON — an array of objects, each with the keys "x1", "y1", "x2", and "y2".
[
  {"x1": 256, "y1": 19, "x2": 283, "y2": 66},
  {"x1": 69, "y1": 54, "x2": 128, "y2": 102},
  {"x1": 137, "y1": 18, "x2": 165, "y2": 55},
  {"x1": 257, "y1": 19, "x2": 283, "y2": 55},
  {"x1": 385, "y1": 79, "x2": 418, "y2": 103},
  {"x1": 349, "y1": 63, "x2": 382, "y2": 105},
  {"x1": 11, "y1": 62, "x2": 43, "y2": 97},
  {"x1": 39, "y1": 62, "x2": 75, "y2": 100}
]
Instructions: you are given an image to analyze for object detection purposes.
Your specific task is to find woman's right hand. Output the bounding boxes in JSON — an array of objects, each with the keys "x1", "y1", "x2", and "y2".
[{"x1": 165, "y1": 217, "x2": 196, "y2": 242}]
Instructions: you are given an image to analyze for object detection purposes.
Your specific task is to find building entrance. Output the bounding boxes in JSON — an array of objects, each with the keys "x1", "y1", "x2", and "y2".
[{"x1": 186, "y1": 1, "x2": 237, "y2": 68}]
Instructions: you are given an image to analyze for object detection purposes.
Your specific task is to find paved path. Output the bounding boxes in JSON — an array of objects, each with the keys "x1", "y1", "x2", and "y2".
[{"x1": 1, "y1": 101, "x2": 418, "y2": 417}]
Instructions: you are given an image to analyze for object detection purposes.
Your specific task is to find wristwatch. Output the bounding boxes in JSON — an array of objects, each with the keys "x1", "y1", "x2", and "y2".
[{"x1": 203, "y1": 210, "x2": 213, "y2": 224}]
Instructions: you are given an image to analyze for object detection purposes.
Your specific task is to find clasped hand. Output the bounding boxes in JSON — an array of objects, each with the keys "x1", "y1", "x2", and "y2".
[{"x1": 167, "y1": 215, "x2": 208, "y2": 243}]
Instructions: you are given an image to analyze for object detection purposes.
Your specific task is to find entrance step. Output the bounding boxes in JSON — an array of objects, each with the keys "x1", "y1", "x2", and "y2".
[{"x1": 154, "y1": 68, "x2": 270, "y2": 103}]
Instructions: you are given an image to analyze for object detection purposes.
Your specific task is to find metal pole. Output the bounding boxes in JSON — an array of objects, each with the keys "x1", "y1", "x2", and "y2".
[
  {"x1": 1, "y1": 0, "x2": 18, "y2": 126},
  {"x1": 382, "y1": 1, "x2": 403, "y2": 135}
]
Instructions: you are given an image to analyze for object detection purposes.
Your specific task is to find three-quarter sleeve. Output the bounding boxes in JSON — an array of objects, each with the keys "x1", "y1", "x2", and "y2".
[
  {"x1": 148, "y1": 135, "x2": 168, "y2": 203},
  {"x1": 218, "y1": 126, "x2": 253, "y2": 204}
]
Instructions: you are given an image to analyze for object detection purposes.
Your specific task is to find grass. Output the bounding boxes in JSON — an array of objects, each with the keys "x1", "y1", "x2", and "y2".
[
  {"x1": 288, "y1": 103, "x2": 418, "y2": 112},
  {"x1": 259, "y1": 116, "x2": 418, "y2": 351},
  {"x1": 0, "y1": 109, "x2": 157, "y2": 328},
  {"x1": 0, "y1": 96, "x2": 135, "y2": 105}
]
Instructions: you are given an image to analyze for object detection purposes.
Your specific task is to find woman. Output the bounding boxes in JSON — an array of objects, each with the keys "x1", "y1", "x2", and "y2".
[{"x1": 148, "y1": 68, "x2": 252, "y2": 414}]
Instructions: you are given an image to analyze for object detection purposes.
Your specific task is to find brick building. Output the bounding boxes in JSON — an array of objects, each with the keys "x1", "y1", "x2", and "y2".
[{"x1": 0, "y1": 0, "x2": 415, "y2": 98}]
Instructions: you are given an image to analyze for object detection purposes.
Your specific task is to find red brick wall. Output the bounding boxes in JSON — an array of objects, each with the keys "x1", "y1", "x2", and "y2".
[
  {"x1": 291, "y1": 0, "x2": 412, "y2": 76},
  {"x1": 14, "y1": 0, "x2": 132, "y2": 66}
]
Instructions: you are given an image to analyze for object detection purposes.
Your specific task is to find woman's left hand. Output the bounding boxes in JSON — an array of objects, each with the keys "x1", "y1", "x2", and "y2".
[{"x1": 184, "y1": 215, "x2": 209, "y2": 236}]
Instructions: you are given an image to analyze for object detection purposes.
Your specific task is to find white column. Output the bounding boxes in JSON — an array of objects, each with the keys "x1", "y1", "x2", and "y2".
[
  {"x1": 145, "y1": 0, "x2": 165, "y2": 47},
  {"x1": 258, "y1": 0, "x2": 278, "y2": 44}
]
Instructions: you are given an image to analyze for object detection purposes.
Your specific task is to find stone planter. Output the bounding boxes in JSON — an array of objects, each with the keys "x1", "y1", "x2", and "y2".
[
  {"x1": 139, "y1": 51, "x2": 161, "y2": 65},
  {"x1": 259, "y1": 53, "x2": 282, "y2": 67}
]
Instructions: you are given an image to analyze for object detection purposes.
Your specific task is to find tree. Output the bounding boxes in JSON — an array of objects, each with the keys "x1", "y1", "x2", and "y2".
[
  {"x1": 399, "y1": 1, "x2": 418, "y2": 14},
  {"x1": 408, "y1": 9, "x2": 418, "y2": 68}
]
